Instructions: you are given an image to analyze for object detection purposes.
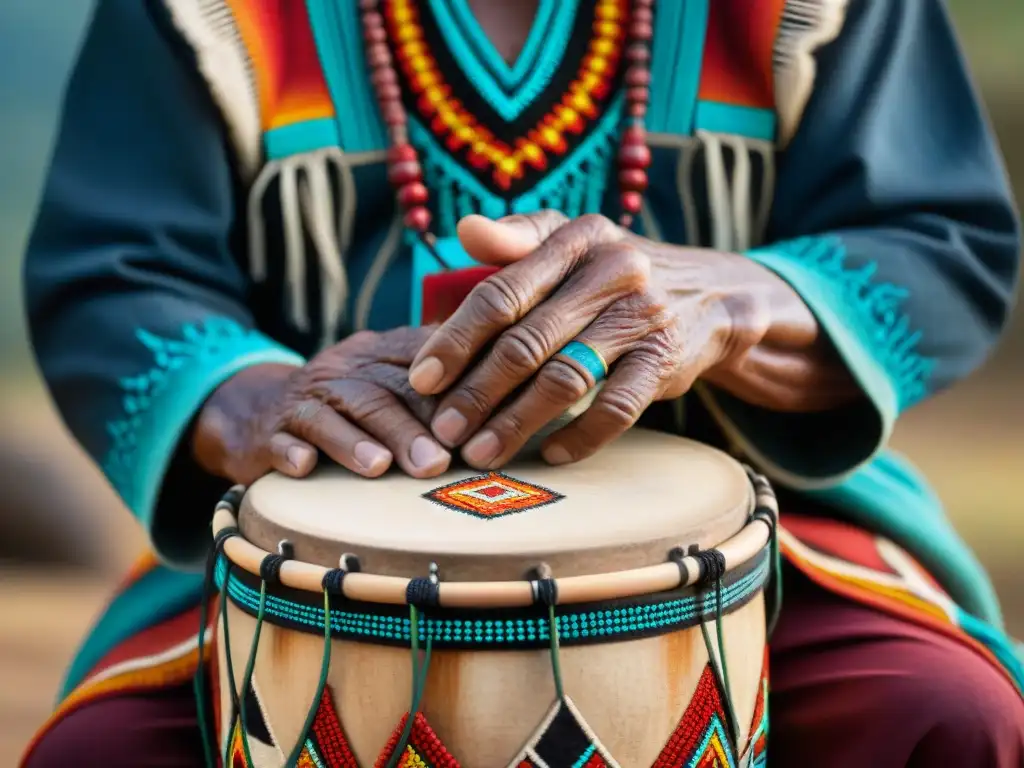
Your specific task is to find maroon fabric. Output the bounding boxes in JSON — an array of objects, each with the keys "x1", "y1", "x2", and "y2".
[
  {"x1": 769, "y1": 567, "x2": 1024, "y2": 767},
  {"x1": 23, "y1": 567, "x2": 1024, "y2": 767}
]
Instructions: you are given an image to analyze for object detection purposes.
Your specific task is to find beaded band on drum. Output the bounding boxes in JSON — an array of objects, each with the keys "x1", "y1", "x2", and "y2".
[{"x1": 192, "y1": 468, "x2": 781, "y2": 768}]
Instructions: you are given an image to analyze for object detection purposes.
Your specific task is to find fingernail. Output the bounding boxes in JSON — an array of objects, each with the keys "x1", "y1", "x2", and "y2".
[
  {"x1": 463, "y1": 430, "x2": 501, "y2": 467},
  {"x1": 543, "y1": 443, "x2": 573, "y2": 466},
  {"x1": 354, "y1": 441, "x2": 392, "y2": 474},
  {"x1": 409, "y1": 356, "x2": 445, "y2": 393},
  {"x1": 286, "y1": 445, "x2": 314, "y2": 471},
  {"x1": 410, "y1": 435, "x2": 450, "y2": 472},
  {"x1": 432, "y1": 408, "x2": 468, "y2": 446}
]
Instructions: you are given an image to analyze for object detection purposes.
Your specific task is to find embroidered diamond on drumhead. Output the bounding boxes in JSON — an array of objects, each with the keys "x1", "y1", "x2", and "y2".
[{"x1": 423, "y1": 472, "x2": 564, "y2": 519}]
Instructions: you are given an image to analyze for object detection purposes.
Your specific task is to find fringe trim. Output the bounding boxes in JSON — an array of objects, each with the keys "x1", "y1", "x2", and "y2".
[
  {"x1": 650, "y1": 132, "x2": 776, "y2": 251},
  {"x1": 161, "y1": 0, "x2": 262, "y2": 181},
  {"x1": 754, "y1": 236, "x2": 936, "y2": 409},
  {"x1": 773, "y1": 0, "x2": 851, "y2": 148},
  {"x1": 247, "y1": 148, "x2": 380, "y2": 349}
]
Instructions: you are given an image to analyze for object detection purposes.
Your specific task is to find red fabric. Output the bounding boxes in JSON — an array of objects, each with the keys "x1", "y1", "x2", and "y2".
[
  {"x1": 420, "y1": 266, "x2": 500, "y2": 325},
  {"x1": 23, "y1": 567, "x2": 1024, "y2": 768},
  {"x1": 769, "y1": 567, "x2": 1024, "y2": 768},
  {"x1": 781, "y1": 512, "x2": 896, "y2": 574}
]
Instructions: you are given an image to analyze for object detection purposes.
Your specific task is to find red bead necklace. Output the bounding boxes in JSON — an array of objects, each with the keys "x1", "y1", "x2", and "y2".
[{"x1": 359, "y1": 0, "x2": 654, "y2": 239}]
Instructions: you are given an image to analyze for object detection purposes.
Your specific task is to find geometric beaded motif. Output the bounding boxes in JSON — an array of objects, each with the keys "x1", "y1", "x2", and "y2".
[
  {"x1": 383, "y1": 0, "x2": 627, "y2": 196},
  {"x1": 422, "y1": 471, "x2": 564, "y2": 519},
  {"x1": 374, "y1": 712, "x2": 461, "y2": 768},
  {"x1": 740, "y1": 655, "x2": 769, "y2": 768},
  {"x1": 651, "y1": 664, "x2": 737, "y2": 768},
  {"x1": 298, "y1": 688, "x2": 359, "y2": 768},
  {"x1": 227, "y1": 686, "x2": 359, "y2": 768},
  {"x1": 508, "y1": 696, "x2": 616, "y2": 768}
]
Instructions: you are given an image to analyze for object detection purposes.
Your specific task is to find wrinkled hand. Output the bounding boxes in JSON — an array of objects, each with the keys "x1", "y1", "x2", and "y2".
[
  {"x1": 408, "y1": 211, "x2": 778, "y2": 469},
  {"x1": 193, "y1": 327, "x2": 451, "y2": 484}
]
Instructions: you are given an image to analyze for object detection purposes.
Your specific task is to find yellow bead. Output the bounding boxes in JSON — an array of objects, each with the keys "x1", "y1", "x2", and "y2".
[
  {"x1": 398, "y1": 25, "x2": 422, "y2": 43},
  {"x1": 498, "y1": 156, "x2": 522, "y2": 176},
  {"x1": 455, "y1": 125, "x2": 476, "y2": 142},
  {"x1": 424, "y1": 86, "x2": 445, "y2": 105},
  {"x1": 401, "y1": 41, "x2": 426, "y2": 58},
  {"x1": 580, "y1": 72, "x2": 602, "y2": 92},
  {"x1": 592, "y1": 39, "x2": 616, "y2": 57},
  {"x1": 569, "y1": 91, "x2": 595, "y2": 114},
  {"x1": 595, "y1": 22, "x2": 620, "y2": 39},
  {"x1": 588, "y1": 56, "x2": 609, "y2": 75},
  {"x1": 596, "y1": 3, "x2": 622, "y2": 21},
  {"x1": 409, "y1": 55, "x2": 431, "y2": 73},
  {"x1": 520, "y1": 142, "x2": 543, "y2": 162}
]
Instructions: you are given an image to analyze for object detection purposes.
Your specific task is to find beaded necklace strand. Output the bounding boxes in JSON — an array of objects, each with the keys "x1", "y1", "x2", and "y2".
[{"x1": 358, "y1": 0, "x2": 654, "y2": 257}]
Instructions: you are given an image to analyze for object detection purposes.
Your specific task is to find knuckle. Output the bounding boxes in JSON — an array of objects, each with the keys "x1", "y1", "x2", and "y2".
[
  {"x1": 342, "y1": 386, "x2": 395, "y2": 423},
  {"x1": 494, "y1": 408, "x2": 529, "y2": 443},
  {"x1": 595, "y1": 387, "x2": 646, "y2": 430},
  {"x1": 577, "y1": 213, "x2": 618, "y2": 240},
  {"x1": 495, "y1": 323, "x2": 555, "y2": 376},
  {"x1": 471, "y1": 273, "x2": 526, "y2": 326},
  {"x1": 454, "y1": 381, "x2": 493, "y2": 416},
  {"x1": 605, "y1": 245, "x2": 651, "y2": 292},
  {"x1": 341, "y1": 329, "x2": 378, "y2": 350},
  {"x1": 535, "y1": 361, "x2": 590, "y2": 404}
]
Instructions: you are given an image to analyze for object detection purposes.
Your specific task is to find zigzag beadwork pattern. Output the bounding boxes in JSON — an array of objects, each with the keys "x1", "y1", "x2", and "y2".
[{"x1": 383, "y1": 0, "x2": 628, "y2": 194}]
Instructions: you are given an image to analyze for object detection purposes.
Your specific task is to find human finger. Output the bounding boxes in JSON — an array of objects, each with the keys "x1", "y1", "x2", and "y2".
[
  {"x1": 285, "y1": 399, "x2": 393, "y2": 478},
  {"x1": 430, "y1": 243, "x2": 649, "y2": 448},
  {"x1": 409, "y1": 214, "x2": 627, "y2": 395}
]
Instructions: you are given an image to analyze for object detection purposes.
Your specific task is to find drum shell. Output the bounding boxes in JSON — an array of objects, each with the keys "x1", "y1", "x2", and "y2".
[{"x1": 214, "y1": 593, "x2": 766, "y2": 767}]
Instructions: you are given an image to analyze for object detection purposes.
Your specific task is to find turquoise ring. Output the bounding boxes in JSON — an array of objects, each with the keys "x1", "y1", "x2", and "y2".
[{"x1": 555, "y1": 340, "x2": 609, "y2": 385}]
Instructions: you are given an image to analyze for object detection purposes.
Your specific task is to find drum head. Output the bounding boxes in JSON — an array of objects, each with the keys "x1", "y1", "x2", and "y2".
[{"x1": 240, "y1": 428, "x2": 752, "y2": 581}]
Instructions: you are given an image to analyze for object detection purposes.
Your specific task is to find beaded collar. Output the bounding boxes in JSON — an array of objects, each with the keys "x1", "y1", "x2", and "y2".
[{"x1": 360, "y1": 0, "x2": 655, "y2": 239}]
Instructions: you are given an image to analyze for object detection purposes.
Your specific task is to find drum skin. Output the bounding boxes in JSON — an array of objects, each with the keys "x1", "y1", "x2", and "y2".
[{"x1": 215, "y1": 430, "x2": 767, "y2": 767}]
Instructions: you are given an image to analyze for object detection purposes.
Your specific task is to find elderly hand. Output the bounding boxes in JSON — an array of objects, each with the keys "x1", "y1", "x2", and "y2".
[
  {"x1": 193, "y1": 327, "x2": 451, "y2": 484},
  {"x1": 409, "y1": 211, "x2": 856, "y2": 469}
]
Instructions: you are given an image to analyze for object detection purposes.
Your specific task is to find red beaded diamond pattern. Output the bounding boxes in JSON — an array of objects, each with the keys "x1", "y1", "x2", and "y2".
[{"x1": 375, "y1": 712, "x2": 461, "y2": 768}]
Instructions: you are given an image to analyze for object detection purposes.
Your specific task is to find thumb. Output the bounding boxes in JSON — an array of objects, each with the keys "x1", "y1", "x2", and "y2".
[{"x1": 456, "y1": 210, "x2": 568, "y2": 266}]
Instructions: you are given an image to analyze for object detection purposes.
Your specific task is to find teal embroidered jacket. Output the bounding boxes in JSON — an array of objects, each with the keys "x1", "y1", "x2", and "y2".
[{"x1": 23, "y1": 0, "x2": 1021, "y2": 695}]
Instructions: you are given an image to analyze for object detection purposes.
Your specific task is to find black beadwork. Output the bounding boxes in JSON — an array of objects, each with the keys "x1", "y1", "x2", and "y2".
[
  {"x1": 213, "y1": 526, "x2": 239, "y2": 554},
  {"x1": 219, "y1": 486, "x2": 245, "y2": 511},
  {"x1": 260, "y1": 543, "x2": 294, "y2": 585},
  {"x1": 694, "y1": 548, "x2": 727, "y2": 586},
  {"x1": 752, "y1": 505, "x2": 776, "y2": 532},
  {"x1": 406, "y1": 577, "x2": 441, "y2": 608},
  {"x1": 321, "y1": 568, "x2": 348, "y2": 595},
  {"x1": 535, "y1": 578, "x2": 559, "y2": 608}
]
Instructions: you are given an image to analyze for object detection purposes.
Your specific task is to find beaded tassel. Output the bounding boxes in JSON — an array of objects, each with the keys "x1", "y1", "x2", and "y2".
[
  {"x1": 362, "y1": 0, "x2": 654, "y2": 233},
  {"x1": 618, "y1": 0, "x2": 654, "y2": 228}
]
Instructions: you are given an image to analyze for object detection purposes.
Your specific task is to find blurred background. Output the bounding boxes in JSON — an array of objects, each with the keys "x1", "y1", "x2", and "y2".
[{"x1": 0, "y1": 1, "x2": 1021, "y2": 763}]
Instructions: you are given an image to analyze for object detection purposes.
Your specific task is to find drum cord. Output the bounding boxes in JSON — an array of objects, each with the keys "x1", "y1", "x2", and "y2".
[
  {"x1": 536, "y1": 566, "x2": 566, "y2": 702},
  {"x1": 281, "y1": 588, "x2": 333, "y2": 767},
  {"x1": 385, "y1": 575, "x2": 439, "y2": 768},
  {"x1": 194, "y1": 523, "x2": 239, "y2": 768}
]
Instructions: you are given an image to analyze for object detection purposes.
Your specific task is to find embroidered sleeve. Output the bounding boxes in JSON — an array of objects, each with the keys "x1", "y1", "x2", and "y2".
[
  {"x1": 24, "y1": 1, "x2": 303, "y2": 568},
  {"x1": 706, "y1": 0, "x2": 1020, "y2": 486}
]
